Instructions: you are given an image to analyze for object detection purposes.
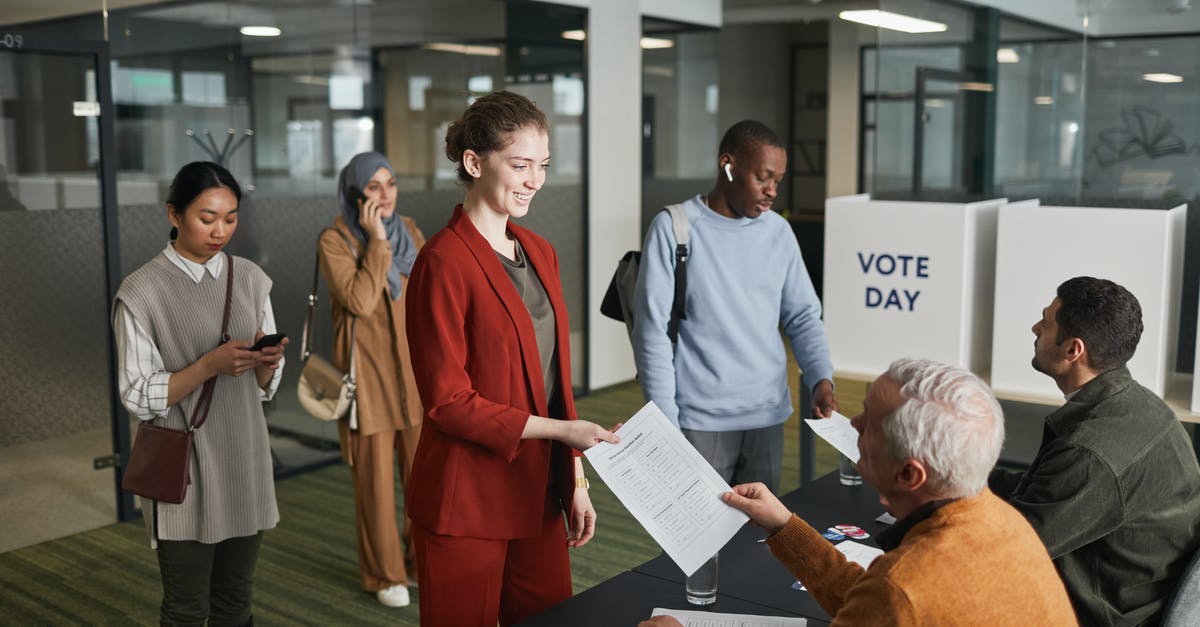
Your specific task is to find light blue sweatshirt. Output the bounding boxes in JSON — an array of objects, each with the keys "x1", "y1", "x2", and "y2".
[{"x1": 632, "y1": 196, "x2": 834, "y2": 431}]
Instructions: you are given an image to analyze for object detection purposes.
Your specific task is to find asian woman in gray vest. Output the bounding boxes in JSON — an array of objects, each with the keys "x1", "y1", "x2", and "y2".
[{"x1": 113, "y1": 161, "x2": 287, "y2": 626}]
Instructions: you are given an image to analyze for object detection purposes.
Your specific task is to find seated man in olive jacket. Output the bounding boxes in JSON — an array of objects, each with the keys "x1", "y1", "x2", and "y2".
[{"x1": 990, "y1": 276, "x2": 1200, "y2": 626}]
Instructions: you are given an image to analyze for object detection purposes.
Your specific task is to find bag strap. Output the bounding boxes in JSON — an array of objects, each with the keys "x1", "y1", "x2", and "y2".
[
  {"x1": 301, "y1": 226, "x2": 361, "y2": 427},
  {"x1": 188, "y1": 252, "x2": 235, "y2": 433},
  {"x1": 665, "y1": 204, "x2": 689, "y2": 344},
  {"x1": 301, "y1": 227, "x2": 360, "y2": 364}
]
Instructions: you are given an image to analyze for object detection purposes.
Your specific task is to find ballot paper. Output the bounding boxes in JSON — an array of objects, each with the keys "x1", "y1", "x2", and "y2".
[
  {"x1": 650, "y1": 607, "x2": 808, "y2": 627},
  {"x1": 793, "y1": 539, "x2": 884, "y2": 591},
  {"x1": 803, "y1": 411, "x2": 859, "y2": 463},
  {"x1": 585, "y1": 402, "x2": 749, "y2": 576}
]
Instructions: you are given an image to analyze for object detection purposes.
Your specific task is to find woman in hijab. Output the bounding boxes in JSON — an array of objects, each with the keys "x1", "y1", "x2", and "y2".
[{"x1": 319, "y1": 151, "x2": 424, "y2": 608}]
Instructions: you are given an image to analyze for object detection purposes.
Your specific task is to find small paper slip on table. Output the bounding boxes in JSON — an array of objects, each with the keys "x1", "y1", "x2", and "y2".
[{"x1": 651, "y1": 607, "x2": 808, "y2": 627}]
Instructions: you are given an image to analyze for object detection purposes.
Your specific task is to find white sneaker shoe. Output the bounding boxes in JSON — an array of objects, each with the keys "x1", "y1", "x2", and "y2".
[{"x1": 376, "y1": 584, "x2": 410, "y2": 608}]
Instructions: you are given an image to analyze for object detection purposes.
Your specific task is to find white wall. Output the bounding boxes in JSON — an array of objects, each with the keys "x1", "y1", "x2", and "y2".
[
  {"x1": 539, "y1": 0, "x2": 721, "y2": 389},
  {"x1": 642, "y1": 0, "x2": 720, "y2": 27},
  {"x1": 583, "y1": 0, "x2": 642, "y2": 389},
  {"x1": 827, "y1": 19, "x2": 875, "y2": 197}
]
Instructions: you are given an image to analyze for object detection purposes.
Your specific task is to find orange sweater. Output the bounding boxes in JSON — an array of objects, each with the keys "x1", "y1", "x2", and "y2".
[{"x1": 767, "y1": 490, "x2": 1077, "y2": 626}]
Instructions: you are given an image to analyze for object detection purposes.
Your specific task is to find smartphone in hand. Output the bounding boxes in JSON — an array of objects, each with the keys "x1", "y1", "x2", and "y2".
[
  {"x1": 249, "y1": 332, "x2": 287, "y2": 352},
  {"x1": 348, "y1": 186, "x2": 367, "y2": 206}
]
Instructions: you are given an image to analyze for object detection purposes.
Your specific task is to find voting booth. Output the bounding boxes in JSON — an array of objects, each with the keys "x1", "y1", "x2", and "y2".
[
  {"x1": 823, "y1": 194, "x2": 1003, "y2": 377},
  {"x1": 991, "y1": 201, "x2": 1186, "y2": 402}
]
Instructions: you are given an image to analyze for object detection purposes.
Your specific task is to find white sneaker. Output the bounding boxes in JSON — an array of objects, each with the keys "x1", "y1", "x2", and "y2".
[{"x1": 376, "y1": 584, "x2": 410, "y2": 608}]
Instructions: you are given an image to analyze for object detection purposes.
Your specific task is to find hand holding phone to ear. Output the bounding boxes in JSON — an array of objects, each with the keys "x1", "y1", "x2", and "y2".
[{"x1": 353, "y1": 187, "x2": 387, "y2": 240}]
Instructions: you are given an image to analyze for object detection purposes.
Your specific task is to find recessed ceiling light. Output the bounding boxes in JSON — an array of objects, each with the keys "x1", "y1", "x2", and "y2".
[
  {"x1": 640, "y1": 37, "x2": 674, "y2": 49},
  {"x1": 1034, "y1": 96, "x2": 1054, "y2": 105},
  {"x1": 561, "y1": 30, "x2": 673, "y2": 49},
  {"x1": 958, "y1": 81, "x2": 994, "y2": 92},
  {"x1": 422, "y1": 43, "x2": 503, "y2": 57},
  {"x1": 997, "y1": 48, "x2": 1019, "y2": 63},
  {"x1": 838, "y1": 10, "x2": 947, "y2": 34},
  {"x1": 240, "y1": 26, "x2": 281, "y2": 37},
  {"x1": 1144, "y1": 73, "x2": 1184, "y2": 83}
]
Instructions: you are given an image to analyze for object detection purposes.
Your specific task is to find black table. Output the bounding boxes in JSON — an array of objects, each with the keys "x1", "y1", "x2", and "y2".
[
  {"x1": 516, "y1": 570, "x2": 827, "y2": 627},
  {"x1": 633, "y1": 473, "x2": 886, "y2": 620},
  {"x1": 520, "y1": 473, "x2": 885, "y2": 625}
]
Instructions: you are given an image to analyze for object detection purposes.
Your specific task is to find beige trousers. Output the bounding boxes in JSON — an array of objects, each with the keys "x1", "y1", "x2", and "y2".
[{"x1": 344, "y1": 426, "x2": 421, "y2": 591}]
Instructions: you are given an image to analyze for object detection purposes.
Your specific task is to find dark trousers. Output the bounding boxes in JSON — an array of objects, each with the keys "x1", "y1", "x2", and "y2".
[
  {"x1": 156, "y1": 531, "x2": 263, "y2": 627},
  {"x1": 683, "y1": 423, "x2": 784, "y2": 492}
]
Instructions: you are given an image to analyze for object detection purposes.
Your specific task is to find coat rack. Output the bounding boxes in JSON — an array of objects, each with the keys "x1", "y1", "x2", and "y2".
[{"x1": 185, "y1": 128, "x2": 254, "y2": 166}]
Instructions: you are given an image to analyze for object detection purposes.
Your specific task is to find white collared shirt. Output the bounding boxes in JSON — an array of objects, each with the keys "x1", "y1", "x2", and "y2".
[{"x1": 113, "y1": 244, "x2": 282, "y2": 421}]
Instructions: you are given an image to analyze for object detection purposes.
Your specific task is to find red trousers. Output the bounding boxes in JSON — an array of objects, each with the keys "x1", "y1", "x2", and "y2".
[{"x1": 413, "y1": 494, "x2": 572, "y2": 626}]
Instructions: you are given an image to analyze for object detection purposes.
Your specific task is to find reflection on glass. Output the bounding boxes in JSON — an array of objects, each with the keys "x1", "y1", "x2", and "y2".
[{"x1": 0, "y1": 48, "x2": 116, "y2": 547}]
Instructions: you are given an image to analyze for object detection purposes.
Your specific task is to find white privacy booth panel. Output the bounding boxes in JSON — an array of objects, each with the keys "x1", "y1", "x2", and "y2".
[
  {"x1": 823, "y1": 194, "x2": 1003, "y2": 377},
  {"x1": 991, "y1": 202, "x2": 1185, "y2": 402}
]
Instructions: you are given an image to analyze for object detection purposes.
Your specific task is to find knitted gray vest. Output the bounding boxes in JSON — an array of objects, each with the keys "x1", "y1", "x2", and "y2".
[{"x1": 116, "y1": 252, "x2": 279, "y2": 544}]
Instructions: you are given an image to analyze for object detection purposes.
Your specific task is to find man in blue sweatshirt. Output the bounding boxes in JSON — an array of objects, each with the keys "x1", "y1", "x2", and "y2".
[{"x1": 632, "y1": 120, "x2": 836, "y2": 492}]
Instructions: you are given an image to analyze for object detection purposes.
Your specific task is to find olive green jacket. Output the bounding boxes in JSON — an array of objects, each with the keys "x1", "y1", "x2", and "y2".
[{"x1": 990, "y1": 367, "x2": 1200, "y2": 626}]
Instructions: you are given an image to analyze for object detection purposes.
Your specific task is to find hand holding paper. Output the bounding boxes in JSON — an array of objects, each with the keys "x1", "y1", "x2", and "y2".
[
  {"x1": 804, "y1": 411, "x2": 860, "y2": 463},
  {"x1": 721, "y1": 483, "x2": 792, "y2": 535}
]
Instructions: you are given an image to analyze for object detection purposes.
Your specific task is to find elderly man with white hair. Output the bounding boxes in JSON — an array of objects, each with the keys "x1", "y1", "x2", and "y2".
[{"x1": 719, "y1": 358, "x2": 1077, "y2": 625}]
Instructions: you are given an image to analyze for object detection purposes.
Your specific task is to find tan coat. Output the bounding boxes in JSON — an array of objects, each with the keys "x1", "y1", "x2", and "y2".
[{"x1": 319, "y1": 216, "x2": 425, "y2": 438}]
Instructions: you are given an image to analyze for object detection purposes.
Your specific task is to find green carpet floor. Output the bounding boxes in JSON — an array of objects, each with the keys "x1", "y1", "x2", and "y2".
[{"x1": 0, "y1": 371, "x2": 840, "y2": 626}]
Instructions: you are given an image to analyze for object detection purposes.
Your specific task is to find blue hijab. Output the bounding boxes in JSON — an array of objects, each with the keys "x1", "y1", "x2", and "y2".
[{"x1": 337, "y1": 152, "x2": 417, "y2": 299}]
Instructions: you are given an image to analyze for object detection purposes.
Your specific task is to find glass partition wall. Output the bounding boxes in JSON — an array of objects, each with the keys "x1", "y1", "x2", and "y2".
[
  {"x1": 862, "y1": 0, "x2": 1200, "y2": 457},
  {"x1": 641, "y1": 19, "x2": 719, "y2": 234},
  {"x1": 1, "y1": 0, "x2": 586, "y2": 544},
  {"x1": 867, "y1": 0, "x2": 1200, "y2": 221}
]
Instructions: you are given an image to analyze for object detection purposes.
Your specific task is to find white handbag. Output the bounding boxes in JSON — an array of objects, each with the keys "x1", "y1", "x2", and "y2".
[{"x1": 298, "y1": 228, "x2": 359, "y2": 427}]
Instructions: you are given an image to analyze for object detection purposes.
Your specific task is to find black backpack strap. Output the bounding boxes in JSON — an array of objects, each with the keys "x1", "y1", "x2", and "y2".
[{"x1": 665, "y1": 204, "x2": 689, "y2": 344}]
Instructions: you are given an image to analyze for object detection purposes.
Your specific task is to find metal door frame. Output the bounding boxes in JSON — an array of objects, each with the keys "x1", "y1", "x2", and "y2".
[{"x1": 912, "y1": 66, "x2": 974, "y2": 194}]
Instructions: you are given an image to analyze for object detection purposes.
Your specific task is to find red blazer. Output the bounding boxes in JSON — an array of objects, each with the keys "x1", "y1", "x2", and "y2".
[{"x1": 404, "y1": 205, "x2": 579, "y2": 539}]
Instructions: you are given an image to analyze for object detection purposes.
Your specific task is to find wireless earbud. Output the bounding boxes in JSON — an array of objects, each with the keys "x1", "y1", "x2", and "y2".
[{"x1": 723, "y1": 162, "x2": 733, "y2": 182}]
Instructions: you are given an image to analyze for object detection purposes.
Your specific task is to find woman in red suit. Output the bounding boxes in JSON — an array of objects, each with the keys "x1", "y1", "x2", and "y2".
[{"x1": 404, "y1": 91, "x2": 620, "y2": 626}]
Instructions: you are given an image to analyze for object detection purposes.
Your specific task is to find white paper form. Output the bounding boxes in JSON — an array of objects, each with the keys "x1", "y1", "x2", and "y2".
[
  {"x1": 803, "y1": 411, "x2": 859, "y2": 463},
  {"x1": 834, "y1": 540, "x2": 884, "y2": 568},
  {"x1": 794, "y1": 539, "x2": 884, "y2": 591},
  {"x1": 650, "y1": 607, "x2": 807, "y2": 627},
  {"x1": 585, "y1": 401, "x2": 749, "y2": 576}
]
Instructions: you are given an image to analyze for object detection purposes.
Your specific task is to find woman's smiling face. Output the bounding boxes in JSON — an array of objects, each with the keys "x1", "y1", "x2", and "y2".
[{"x1": 468, "y1": 125, "x2": 549, "y2": 220}]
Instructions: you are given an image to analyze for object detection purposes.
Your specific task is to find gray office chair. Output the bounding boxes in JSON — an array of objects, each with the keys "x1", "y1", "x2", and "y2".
[{"x1": 1162, "y1": 547, "x2": 1200, "y2": 626}]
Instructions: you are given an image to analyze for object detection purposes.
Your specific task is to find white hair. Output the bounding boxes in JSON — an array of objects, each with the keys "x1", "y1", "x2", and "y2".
[{"x1": 882, "y1": 358, "x2": 1005, "y2": 499}]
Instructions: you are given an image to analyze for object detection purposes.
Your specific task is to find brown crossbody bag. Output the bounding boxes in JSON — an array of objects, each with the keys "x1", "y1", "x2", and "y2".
[{"x1": 121, "y1": 253, "x2": 234, "y2": 504}]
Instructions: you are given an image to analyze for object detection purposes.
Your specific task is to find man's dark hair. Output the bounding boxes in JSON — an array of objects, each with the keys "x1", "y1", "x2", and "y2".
[
  {"x1": 718, "y1": 120, "x2": 784, "y2": 159},
  {"x1": 1055, "y1": 276, "x2": 1143, "y2": 371}
]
